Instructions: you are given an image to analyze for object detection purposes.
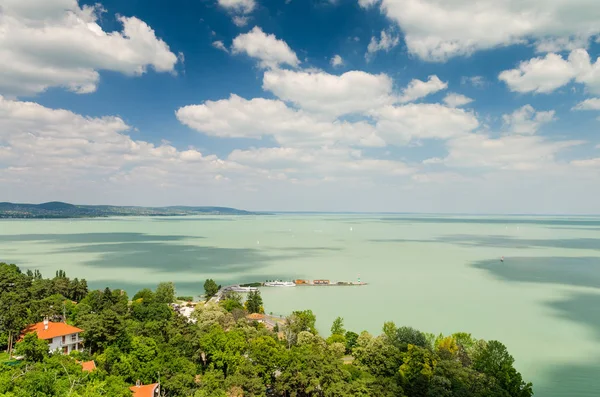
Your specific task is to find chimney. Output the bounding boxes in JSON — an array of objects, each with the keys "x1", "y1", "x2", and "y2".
[{"x1": 43, "y1": 317, "x2": 49, "y2": 330}]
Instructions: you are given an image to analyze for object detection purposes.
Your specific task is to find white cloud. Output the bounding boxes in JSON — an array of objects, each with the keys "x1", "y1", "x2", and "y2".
[
  {"x1": 228, "y1": 146, "x2": 414, "y2": 181},
  {"x1": 212, "y1": 41, "x2": 229, "y2": 53},
  {"x1": 502, "y1": 105, "x2": 555, "y2": 134},
  {"x1": 572, "y1": 98, "x2": 600, "y2": 110},
  {"x1": 398, "y1": 75, "x2": 447, "y2": 103},
  {"x1": 572, "y1": 158, "x2": 600, "y2": 167},
  {"x1": 499, "y1": 49, "x2": 600, "y2": 94},
  {"x1": 366, "y1": 30, "x2": 400, "y2": 59},
  {"x1": 232, "y1": 16, "x2": 249, "y2": 27},
  {"x1": 175, "y1": 94, "x2": 385, "y2": 147},
  {"x1": 330, "y1": 55, "x2": 344, "y2": 67},
  {"x1": 444, "y1": 133, "x2": 582, "y2": 171},
  {"x1": 0, "y1": 96, "x2": 242, "y2": 195},
  {"x1": 362, "y1": 0, "x2": 600, "y2": 61},
  {"x1": 443, "y1": 93, "x2": 473, "y2": 107},
  {"x1": 0, "y1": 0, "x2": 178, "y2": 97},
  {"x1": 217, "y1": 0, "x2": 256, "y2": 14},
  {"x1": 372, "y1": 103, "x2": 479, "y2": 145},
  {"x1": 461, "y1": 76, "x2": 485, "y2": 88},
  {"x1": 232, "y1": 27, "x2": 300, "y2": 69},
  {"x1": 262, "y1": 69, "x2": 394, "y2": 117}
]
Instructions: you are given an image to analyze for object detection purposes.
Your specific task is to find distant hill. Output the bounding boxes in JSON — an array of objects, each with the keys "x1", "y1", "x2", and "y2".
[{"x1": 0, "y1": 202, "x2": 262, "y2": 218}]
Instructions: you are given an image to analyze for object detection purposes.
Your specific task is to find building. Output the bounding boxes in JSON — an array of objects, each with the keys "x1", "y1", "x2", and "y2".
[
  {"x1": 313, "y1": 279, "x2": 330, "y2": 285},
  {"x1": 129, "y1": 382, "x2": 160, "y2": 397},
  {"x1": 246, "y1": 313, "x2": 265, "y2": 323},
  {"x1": 20, "y1": 318, "x2": 83, "y2": 354},
  {"x1": 80, "y1": 360, "x2": 96, "y2": 372}
]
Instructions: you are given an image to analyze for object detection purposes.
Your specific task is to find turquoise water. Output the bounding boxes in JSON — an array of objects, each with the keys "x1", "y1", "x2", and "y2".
[{"x1": 1, "y1": 214, "x2": 600, "y2": 396}]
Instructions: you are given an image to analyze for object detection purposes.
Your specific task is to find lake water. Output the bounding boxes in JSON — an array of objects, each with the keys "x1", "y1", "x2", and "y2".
[{"x1": 1, "y1": 214, "x2": 600, "y2": 396}]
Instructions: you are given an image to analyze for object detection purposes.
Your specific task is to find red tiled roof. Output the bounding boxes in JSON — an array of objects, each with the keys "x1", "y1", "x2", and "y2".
[
  {"x1": 129, "y1": 383, "x2": 159, "y2": 397},
  {"x1": 20, "y1": 321, "x2": 83, "y2": 341},
  {"x1": 246, "y1": 313, "x2": 265, "y2": 320},
  {"x1": 81, "y1": 360, "x2": 96, "y2": 372}
]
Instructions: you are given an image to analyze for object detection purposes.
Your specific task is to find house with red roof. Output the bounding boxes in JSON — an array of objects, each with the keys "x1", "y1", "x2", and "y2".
[
  {"x1": 20, "y1": 318, "x2": 84, "y2": 354},
  {"x1": 129, "y1": 382, "x2": 160, "y2": 397}
]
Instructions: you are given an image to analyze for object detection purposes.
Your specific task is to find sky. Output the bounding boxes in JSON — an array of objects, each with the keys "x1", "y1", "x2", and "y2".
[{"x1": 1, "y1": 0, "x2": 600, "y2": 213}]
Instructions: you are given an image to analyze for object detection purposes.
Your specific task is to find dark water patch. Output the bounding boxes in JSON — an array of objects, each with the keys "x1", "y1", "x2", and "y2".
[
  {"x1": 536, "y1": 358, "x2": 600, "y2": 397},
  {"x1": 547, "y1": 292, "x2": 600, "y2": 342},
  {"x1": 0, "y1": 232, "x2": 198, "y2": 244},
  {"x1": 371, "y1": 235, "x2": 600, "y2": 251},
  {"x1": 472, "y1": 257, "x2": 600, "y2": 289},
  {"x1": 380, "y1": 217, "x2": 600, "y2": 227},
  {"x1": 57, "y1": 242, "x2": 294, "y2": 273}
]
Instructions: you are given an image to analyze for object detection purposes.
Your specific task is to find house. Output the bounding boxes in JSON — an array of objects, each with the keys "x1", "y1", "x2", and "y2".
[
  {"x1": 80, "y1": 360, "x2": 96, "y2": 372},
  {"x1": 20, "y1": 318, "x2": 84, "y2": 354},
  {"x1": 246, "y1": 313, "x2": 265, "y2": 323},
  {"x1": 129, "y1": 382, "x2": 160, "y2": 397}
]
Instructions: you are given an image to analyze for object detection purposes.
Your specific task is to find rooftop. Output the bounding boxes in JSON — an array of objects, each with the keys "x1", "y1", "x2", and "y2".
[
  {"x1": 246, "y1": 313, "x2": 265, "y2": 320},
  {"x1": 20, "y1": 321, "x2": 83, "y2": 340},
  {"x1": 129, "y1": 383, "x2": 159, "y2": 397},
  {"x1": 81, "y1": 360, "x2": 96, "y2": 372}
]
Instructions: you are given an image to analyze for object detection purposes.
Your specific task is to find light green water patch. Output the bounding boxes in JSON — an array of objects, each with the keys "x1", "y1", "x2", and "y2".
[{"x1": 2, "y1": 214, "x2": 600, "y2": 396}]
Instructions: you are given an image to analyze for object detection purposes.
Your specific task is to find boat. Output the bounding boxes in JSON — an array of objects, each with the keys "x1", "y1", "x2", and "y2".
[
  {"x1": 500, "y1": 256, "x2": 504, "y2": 262},
  {"x1": 264, "y1": 280, "x2": 296, "y2": 287}
]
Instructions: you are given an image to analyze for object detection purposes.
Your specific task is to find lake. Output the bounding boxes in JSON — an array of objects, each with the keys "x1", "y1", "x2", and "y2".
[{"x1": 1, "y1": 214, "x2": 599, "y2": 396}]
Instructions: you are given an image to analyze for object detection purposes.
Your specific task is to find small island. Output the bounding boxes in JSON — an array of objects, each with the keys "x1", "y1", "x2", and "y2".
[
  {"x1": 0, "y1": 263, "x2": 534, "y2": 396},
  {"x1": 0, "y1": 201, "x2": 264, "y2": 219}
]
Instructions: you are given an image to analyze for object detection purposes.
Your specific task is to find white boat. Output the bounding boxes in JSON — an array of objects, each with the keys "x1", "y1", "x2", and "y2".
[{"x1": 264, "y1": 280, "x2": 296, "y2": 287}]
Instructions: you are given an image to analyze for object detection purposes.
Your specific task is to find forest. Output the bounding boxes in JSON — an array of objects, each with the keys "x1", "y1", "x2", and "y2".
[{"x1": 0, "y1": 262, "x2": 533, "y2": 396}]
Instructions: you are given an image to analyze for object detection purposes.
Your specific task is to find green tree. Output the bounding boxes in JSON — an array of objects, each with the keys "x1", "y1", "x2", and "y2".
[
  {"x1": 15, "y1": 332, "x2": 48, "y2": 362},
  {"x1": 472, "y1": 340, "x2": 533, "y2": 397},
  {"x1": 221, "y1": 291, "x2": 244, "y2": 312},
  {"x1": 155, "y1": 281, "x2": 176, "y2": 304},
  {"x1": 345, "y1": 331, "x2": 359, "y2": 354},
  {"x1": 204, "y1": 279, "x2": 219, "y2": 300},
  {"x1": 330, "y1": 316, "x2": 345, "y2": 335},
  {"x1": 245, "y1": 290, "x2": 264, "y2": 314}
]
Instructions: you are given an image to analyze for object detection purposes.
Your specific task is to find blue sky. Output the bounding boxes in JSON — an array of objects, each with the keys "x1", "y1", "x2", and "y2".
[{"x1": 1, "y1": 0, "x2": 600, "y2": 213}]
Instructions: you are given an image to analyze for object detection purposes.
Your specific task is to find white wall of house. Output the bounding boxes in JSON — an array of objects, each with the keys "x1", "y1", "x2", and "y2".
[{"x1": 46, "y1": 332, "x2": 83, "y2": 354}]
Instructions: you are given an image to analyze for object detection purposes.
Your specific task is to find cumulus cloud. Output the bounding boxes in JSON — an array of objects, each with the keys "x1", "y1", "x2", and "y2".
[
  {"x1": 499, "y1": 49, "x2": 600, "y2": 94},
  {"x1": 232, "y1": 27, "x2": 300, "y2": 69},
  {"x1": 361, "y1": 0, "x2": 600, "y2": 61},
  {"x1": 398, "y1": 75, "x2": 447, "y2": 103},
  {"x1": 175, "y1": 94, "x2": 385, "y2": 147},
  {"x1": 572, "y1": 98, "x2": 600, "y2": 110},
  {"x1": 217, "y1": 0, "x2": 256, "y2": 14},
  {"x1": 0, "y1": 0, "x2": 178, "y2": 97},
  {"x1": 461, "y1": 76, "x2": 485, "y2": 88},
  {"x1": 443, "y1": 93, "x2": 473, "y2": 107},
  {"x1": 0, "y1": 96, "x2": 241, "y2": 197},
  {"x1": 366, "y1": 30, "x2": 400, "y2": 59},
  {"x1": 262, "y1": 69, "x2": 395, "y2": 117},
  {"x1": 502, "y1": 105, "x2": 555, "y2": 134},
  {"x1": 372, "y1": 103, "x2": 479, "y2": 145},
  {"x1": 232, "y1": 16, "x2": 249, "y2": 27},
  {"x1": 330, "y1": 55, "x2": 344, "y2": 67}
]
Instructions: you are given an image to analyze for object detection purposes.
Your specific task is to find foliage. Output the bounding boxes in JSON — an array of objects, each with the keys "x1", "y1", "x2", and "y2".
[
  {"x1": 0, "y1": 263, "x2": 534, "y2": 397},
  {"x1": 177, "y1": 296, "x2": 194, "y2": 302},
  {"x1": 15, "y1": 332, "x2": 48, "y2": 362},
  {"x1": 244, "y1": 290, "x2": 263, "y2": 314},
  {"x1": 204, "y1": 279, "x2": 219, "y2": 300}
]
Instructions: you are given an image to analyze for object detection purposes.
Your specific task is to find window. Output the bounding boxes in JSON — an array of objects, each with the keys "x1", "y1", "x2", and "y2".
[{"x1": 71, "y1": 334, "x2": 77, "y2": 342}]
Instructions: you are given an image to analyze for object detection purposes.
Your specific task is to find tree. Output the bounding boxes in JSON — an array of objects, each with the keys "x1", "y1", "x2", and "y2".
[
  {"x1": 244, "y1": 290, "x2": 263, "y2": 314},
  {"x1": 472, "y1": 340, "x2": 533, "y2": 397},
  {"x1": 345, "y1": 331, "x2": 359, "y2": 354},
  {"x1": 204, "y1": 279, "x2": 219, "y2": 300},
  {"x1": 330, "y1": 316, "x2": 345, "y2": 336},
  {"x1": 221, "y1": 291, "x2": 243, "y2": 312},
  {"x1": 15, "y1": 332, "x2": 48, "y2": 362},
  {"x1": 155, "y1": 282, "x2": 176, "y2": 304}
]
